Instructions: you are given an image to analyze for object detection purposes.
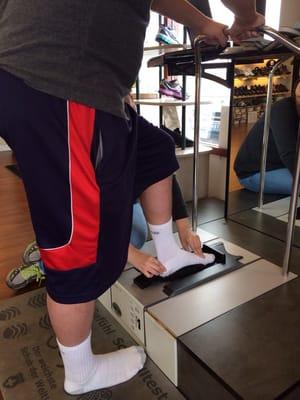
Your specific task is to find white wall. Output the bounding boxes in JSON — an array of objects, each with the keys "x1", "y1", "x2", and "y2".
[
  {"x1": 208, "y1": 155, "x2": 227, "y2": 200},
  {"x1": 280, "y1": 0, "x2": 300, "y2": 28},
  {"x1": 175, "y1": 152, "x2": 210, "y2": 201},
  {"x1": 266, "y1": 0, "x2": 282, "y2": 30}
]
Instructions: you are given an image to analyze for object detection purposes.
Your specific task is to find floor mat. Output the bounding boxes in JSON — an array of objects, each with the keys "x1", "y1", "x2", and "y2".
[
  {"x1": 0, "y1": 288, "x2": 184, "y2": 400},
  {"x1": 5, "y1": 164, "x2": 21, "y2": 178}
]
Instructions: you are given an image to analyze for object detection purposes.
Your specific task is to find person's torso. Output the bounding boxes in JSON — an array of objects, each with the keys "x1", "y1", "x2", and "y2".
[{"x1": 0, "y1": 0, "x2": 152, "y2": 117}]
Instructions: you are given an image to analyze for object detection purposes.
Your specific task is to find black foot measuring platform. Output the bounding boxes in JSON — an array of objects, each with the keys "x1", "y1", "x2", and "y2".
[{"x1": 134, "y1": 241, "x2": 243, "y2": 296}]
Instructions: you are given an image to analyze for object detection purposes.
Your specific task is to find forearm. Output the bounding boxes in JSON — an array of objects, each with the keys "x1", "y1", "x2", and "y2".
[
  {"x1": 221, "y1": 0, "x2": 257, "y2": 21},
  {"x1": 151, "y1": 0, "x2": 211, "y2": 31},
  {"x1": 176, "y1": 217, "x2": 190, "y2": 235},
  {"x1": 127, "y1": 244, "x2": 139, "y2": 266}
]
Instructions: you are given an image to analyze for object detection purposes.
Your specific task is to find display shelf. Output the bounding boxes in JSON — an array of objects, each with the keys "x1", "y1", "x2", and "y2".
[
  {"x1": 234, "y1": 91, "x2": 290, "y2": 99},
  {"x1": 175, "y1": 145, "x2": 212, "y2": 159},
  {"x1": 234, "y1": 73, "x2": 291, "y2": 80},
  {"x1": 233, "y1": 59, "x2": 293, "y2": 106},
  {"x1": 132, "y1": 92, "x2": 159, "y2": 100},
  {"x1": 135, "y1": 98, "x2": 196, "y2": 106},
  {"x1": 143, "y1": 43, "x2": 190, "y2": 56},
  {"x1": 135, "y1": 17, "x2": 193, "y2": 150}
]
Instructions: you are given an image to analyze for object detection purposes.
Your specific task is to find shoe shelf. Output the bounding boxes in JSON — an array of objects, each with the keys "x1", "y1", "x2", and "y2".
[
  {"x1": 134, "y1": 14, "x2": 194, "y2": 149},
  {"x1": 234, "y1": 73, "x2": 291, "y2": 81},
  {"x1": 135, "y1": 99, "x2": 215, "y2": 106},
  {"x1": 132, "y1": 92, "x2": 159, "y2": 100},
  {"x1": 143, "y1": 44, "x2": 190, "y2": 56},
  {"x1": 232, "y1": 57, "x2": 295, "y2": 126},
  {"x1": 135, "y1": 98, "x2": 196, "y2": 106},
  {"x1": 234, "y1": 91, "x2": 290, "y2": 99}
]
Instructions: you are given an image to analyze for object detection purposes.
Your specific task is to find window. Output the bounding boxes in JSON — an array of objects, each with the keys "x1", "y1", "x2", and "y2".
[
  {"x1": 139, "y1": 2, "x2": 281, "y2": 148},
  {"x1": 266, "y1": 0, "x2": 281, "y2": 30}
]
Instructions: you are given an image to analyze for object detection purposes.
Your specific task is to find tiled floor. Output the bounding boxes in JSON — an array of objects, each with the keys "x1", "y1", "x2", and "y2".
[{"x1": 177, "y1": 218, "x2": 300, "y2": 399}]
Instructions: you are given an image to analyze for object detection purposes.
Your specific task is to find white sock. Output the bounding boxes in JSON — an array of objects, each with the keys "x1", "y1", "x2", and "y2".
[
  {"x1": 57, "y1": 332, "x2": 146, "y2": 395},
  {"x1": 160, "y1": 249, "x2": 215, "y2": 277},
  {"x1": 148, "y1": 218, "x2": 179, "y2": 260},
  {"x1": 149, "y1": 218, "x2": 215, "y2": 278}
]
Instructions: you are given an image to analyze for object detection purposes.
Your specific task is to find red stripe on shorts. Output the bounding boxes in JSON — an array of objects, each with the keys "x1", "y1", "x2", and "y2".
[{"x1": 40, "y1": 101, "x2": 100, "y2": 270}]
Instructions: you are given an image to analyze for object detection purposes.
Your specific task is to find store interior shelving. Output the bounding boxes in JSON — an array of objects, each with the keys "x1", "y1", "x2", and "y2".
[{"x1": 232, "y1": 57, "x2": 294, "y2": 125}]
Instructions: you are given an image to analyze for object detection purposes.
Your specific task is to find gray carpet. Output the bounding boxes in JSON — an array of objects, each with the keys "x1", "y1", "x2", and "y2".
[{"x1": 0, "y1": 288, "x2": 184, "y2": 400}]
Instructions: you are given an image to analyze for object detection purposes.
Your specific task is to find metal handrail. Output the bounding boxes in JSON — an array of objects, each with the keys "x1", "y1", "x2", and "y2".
[
  {"x1": 260, "y1": 26, "x2": 300, "y2": 55},
  {"x1": 191, "y1": 28, "x2": 300, "y2": 244},
  {"x1": 192, "y1": 35, "x2": 205, "y2": 231},
  {"x1": 258, "y1": 57, "x2": 290, "y2": 209}
]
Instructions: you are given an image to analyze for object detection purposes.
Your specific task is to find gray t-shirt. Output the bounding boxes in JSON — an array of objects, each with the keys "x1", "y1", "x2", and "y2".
[{"x1": 0, "y1": 0, "x2": 152, "y2": 118}]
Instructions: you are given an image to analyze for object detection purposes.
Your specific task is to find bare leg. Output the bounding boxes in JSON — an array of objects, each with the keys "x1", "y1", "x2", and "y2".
[
  {"x1": 47, "y1": 294, "x2": 145, "y2": 395},
  {"x1": 139, "y1": 176, "x2": 214, "y2": 277},
  {"x1": 140, "y1": 176, "x2": 172, "y2": 224},
  {"x1": 47, "y1": 295, "x2": 95, "y2": 346}
]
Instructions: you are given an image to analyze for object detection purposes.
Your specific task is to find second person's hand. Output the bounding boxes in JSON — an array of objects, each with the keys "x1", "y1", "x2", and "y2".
[
  {"x1": 128, "y1": 245, "x2": 166, "y2": 278},
  {"x1": 190, "y1": 18, "x2": 229, "y2": 47},
  {"x1": 227, "y1": 12, "x2": 265, "y2": 43},
  {"x1": 176, "y1": 218, "x2": 204, "y2": 258}
]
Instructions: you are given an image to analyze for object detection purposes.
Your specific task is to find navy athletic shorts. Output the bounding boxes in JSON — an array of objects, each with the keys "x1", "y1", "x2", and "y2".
[{"x1": 0, "y1": 69, "x2": 179, "y2": 304}]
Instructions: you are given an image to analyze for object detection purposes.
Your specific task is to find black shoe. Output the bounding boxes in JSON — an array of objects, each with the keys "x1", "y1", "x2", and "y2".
[{"x1": 162, "y1": 126, "x2": 194, "y2": 147}]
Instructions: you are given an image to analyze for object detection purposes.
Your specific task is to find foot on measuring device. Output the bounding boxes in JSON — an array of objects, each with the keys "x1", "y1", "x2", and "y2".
[{"x1": 159, "y1": 250, "x2": 215, "y2": 278}]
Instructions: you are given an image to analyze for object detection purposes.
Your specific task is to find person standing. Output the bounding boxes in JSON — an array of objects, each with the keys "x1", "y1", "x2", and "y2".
[{"x1": 0, "y1": 0, "x2": 264, "y2": 395}]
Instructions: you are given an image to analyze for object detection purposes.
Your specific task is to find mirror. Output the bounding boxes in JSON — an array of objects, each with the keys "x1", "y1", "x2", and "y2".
[{"x1": 227, "y1": 56, "x2": 300, "y2": 246}]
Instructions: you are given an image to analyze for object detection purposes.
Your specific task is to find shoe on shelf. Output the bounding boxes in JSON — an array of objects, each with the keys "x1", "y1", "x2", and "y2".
[
  {"x1": 6, "y1": 261, "x2": 45, "y2": 290},
  {"x1": 159, "y1": 79, "x2": 184, "y2": 100},
  {"x1": 234, "y1": 68, "x2": 245, "y2": 78},
  {"x1": 22, "y1": 241, "x2": 40, "y2": 264},
  {"x1": 155, "y1": 25, "x2": 180, "y2": 46}
]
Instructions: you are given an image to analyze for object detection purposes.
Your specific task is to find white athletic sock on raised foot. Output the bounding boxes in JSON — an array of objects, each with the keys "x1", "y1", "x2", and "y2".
[
  {"x1": 149, "y1": 218, "x2": 215, "y2": 278},
  {"x1": 57, "y1": 332, "x2": 146, "y2": 395}
]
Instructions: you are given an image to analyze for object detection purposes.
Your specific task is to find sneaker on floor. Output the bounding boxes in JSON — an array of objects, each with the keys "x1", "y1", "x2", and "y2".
[
  {"x1": 155, "y1": 25, "x2": 180, "y2": 45},
  {"x1": 22, "y1": 241, "x2": 40, "y2": 264},
  {"x1": 6, "y1": 261, "x2": 45, "y2": 290}
]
